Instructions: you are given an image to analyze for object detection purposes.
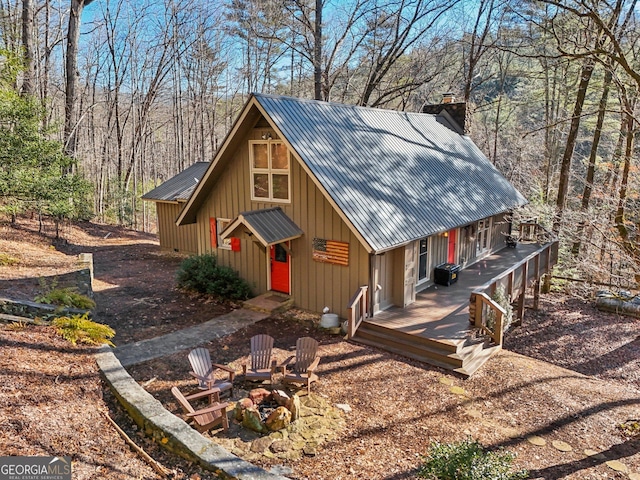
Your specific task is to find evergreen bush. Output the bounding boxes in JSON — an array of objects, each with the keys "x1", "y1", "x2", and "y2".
[
  {"x1": 418, "y1": 438, "x2": 527, "y2": 480},
  {"x1": 176, "y1": 253, "x2": 251, "y2": 300}
]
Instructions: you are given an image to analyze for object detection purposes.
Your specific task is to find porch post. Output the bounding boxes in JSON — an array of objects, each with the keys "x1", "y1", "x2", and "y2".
[
  {"x1": 533, "y1": 255, "x2": 541, "y2": 310},
  {"x1": 517, "y1": 261, "x2": 528, "y2": 323}
]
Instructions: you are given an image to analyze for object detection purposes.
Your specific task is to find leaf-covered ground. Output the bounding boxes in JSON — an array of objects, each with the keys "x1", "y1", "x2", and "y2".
[{"x1": 1, "y1": 219, "x2": 638, "y2": 479}]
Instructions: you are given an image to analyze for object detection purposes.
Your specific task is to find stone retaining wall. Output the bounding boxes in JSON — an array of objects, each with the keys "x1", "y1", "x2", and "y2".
[{"x1": 95, "y1": 346, "x2": 288, "y2": 480}]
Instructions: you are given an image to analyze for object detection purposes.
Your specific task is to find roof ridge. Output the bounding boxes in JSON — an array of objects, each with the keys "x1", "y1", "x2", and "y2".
[{"x1": 253, "y1": 92, "x2": 431, "y2": 118}]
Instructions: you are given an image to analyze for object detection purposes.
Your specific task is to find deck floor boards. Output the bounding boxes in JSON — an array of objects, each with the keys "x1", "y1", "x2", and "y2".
[{"x1": 367, "y1": 243, "x2": 542, "y2": 346}]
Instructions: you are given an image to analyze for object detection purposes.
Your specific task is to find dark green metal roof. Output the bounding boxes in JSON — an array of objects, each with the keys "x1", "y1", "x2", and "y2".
[{"x1": 141, "y1": 162, "x2": 209, "y2": 202}]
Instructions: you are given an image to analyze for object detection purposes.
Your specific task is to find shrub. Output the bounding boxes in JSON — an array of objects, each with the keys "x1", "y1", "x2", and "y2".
[
  {"x1": 35, "y1": 286, "x2": 96, "y2": 310},
  {"x1": 176, "y1": 254, "x2": 251, "y2": 301},
  {"x1": 52, "y1": 313, "x2": 115, "y2": 346},
  {"x1": 0, "y1": 253, "x2": 19, "y2": 266},
  {"x1": 418, "y1": 438, "x2": 527, "y2": 480}
]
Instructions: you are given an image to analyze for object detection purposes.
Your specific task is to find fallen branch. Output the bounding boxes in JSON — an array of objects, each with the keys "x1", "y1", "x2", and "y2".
[{"x1": 103, "y1": 412, "x2": 170, "y2": 478}]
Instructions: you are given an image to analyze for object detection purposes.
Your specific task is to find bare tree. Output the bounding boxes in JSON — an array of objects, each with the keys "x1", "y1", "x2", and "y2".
[{"x1": 64, "y1": 0, "x2": 95, "y2": 159}]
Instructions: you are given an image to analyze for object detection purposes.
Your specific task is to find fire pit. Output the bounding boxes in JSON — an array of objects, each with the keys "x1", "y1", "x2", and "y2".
[{"x1": 233, "y1": 388, "x2": 301, "y2": 434}]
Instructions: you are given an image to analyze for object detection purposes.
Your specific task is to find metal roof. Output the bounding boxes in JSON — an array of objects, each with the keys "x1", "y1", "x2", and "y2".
[
  {"x1": 255, "y1": 94, "x2": 527, "y2": 252},
  {"x1": 221, "y1": 207, "x2": 304, "y2": 246},
  {"x1": 141, "y1": 162, "x2": 209, "y2": 202}
]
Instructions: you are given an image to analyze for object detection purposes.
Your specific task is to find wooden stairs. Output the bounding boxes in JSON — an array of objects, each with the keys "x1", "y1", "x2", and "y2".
[{"x1": 351, "y1": 321, "x2": 501, "y2": 377}]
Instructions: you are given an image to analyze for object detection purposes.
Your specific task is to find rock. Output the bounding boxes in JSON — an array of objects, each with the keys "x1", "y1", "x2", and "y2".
[
  {"x1": 249, "y1": 388, "x2": 272, "y2": 404},
  {"x1": 269, "y1": 465, "x2": 294, "y2": 476},
  {"x1": 335, "y1": 403, "x2": 351, "y2": 413},
  {"x1": 266, "y1": 406, "x2": 292, "y2": 431},
  {"x1": 527, "y1": 436, "x2": 546, "y2": 446},
  {"x1": 303, "y1": 440, "x2": 319, "y2": 456},
  {"x1": 233, "y1": 398, "x2": 254, "y2": 421},
  {"x1": 605, "y1": 460, "x2": 628, "y2": 473},
  {"x1": 250, "y1": 435, "x2": 274, "y2": 453},
  {"x1": 242, "y1": 406, "x2": 268, "y2": 434},
  {"x1": 551, "y1": 440, "x2": 572, "y2": 452},
  {"x1": 288, "y1": 394, "x2": 301, "y2": 421},
  {"x1": 272, "y1": 390, "x2": 290, "y2": 406},
  {"x1": 270, "y1": 440, "x2": 292, "y2": 453}
]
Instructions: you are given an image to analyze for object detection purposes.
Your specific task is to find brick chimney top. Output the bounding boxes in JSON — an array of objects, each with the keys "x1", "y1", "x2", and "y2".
[{"x1": 442, "y1": 92, "x2": 455, "y2": 104}]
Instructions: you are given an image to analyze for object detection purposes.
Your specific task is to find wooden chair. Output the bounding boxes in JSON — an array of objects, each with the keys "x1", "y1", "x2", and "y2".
[
  {"x1": 242, "y1": 334, "x2": 276, "y2": 384},
  {"x1": 171, "y1": 386, "x2": 229, "y2": 433},
  {"x1": 187, "y1": 347, "x2": 235, "y2": 397},
  {"x1": 280, "y1": 337, "x2": 320, "y2": 393}
]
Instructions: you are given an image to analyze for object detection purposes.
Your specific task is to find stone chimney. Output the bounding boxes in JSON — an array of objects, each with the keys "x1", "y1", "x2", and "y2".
[{"x1": 422, "y1": 93, "x2": 468, "y2": 134}]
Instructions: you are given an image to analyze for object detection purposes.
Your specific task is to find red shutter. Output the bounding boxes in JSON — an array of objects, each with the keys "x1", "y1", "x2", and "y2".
[
  {"x1": 230, "y1": 237, "x2": 241, "y2": 252},
  {"x1": 210, "y1": 218, "x2": 217, "y2": 248}
]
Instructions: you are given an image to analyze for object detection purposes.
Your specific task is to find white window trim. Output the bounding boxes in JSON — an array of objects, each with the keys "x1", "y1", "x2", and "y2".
[
  {"x1": 249, "y1": 140, "x2": 291, "y2": 203},
  {"x1": 416, "y1": 237, "x2": 431, "y2": 285},
  {"x1": 477, "y1": 218, "x2": 492, "y2": 255},
  {"x1": 217, "y1": 218, "x2": 231, "y2": 250}
]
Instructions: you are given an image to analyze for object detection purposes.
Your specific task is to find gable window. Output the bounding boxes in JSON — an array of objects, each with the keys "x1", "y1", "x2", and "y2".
[
  {"x1": 217, "y1": 218, "x2": 231, "y2": 249},
  {"x1": 249, "y1": 140, "x2": 290, "y2": 202}
]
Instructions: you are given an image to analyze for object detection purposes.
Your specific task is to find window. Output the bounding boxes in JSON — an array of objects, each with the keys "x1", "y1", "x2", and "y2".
[
  {"x1": 249, "y1": 140, "x2": 290, "y2": 202},
  {"x1": 477, "y1": 218, "x2": 491, "y2": 254},
  {"x1": 418, "y1": 238, "x2": 429, "y2": 282},
  {"x1": 217, "y1": 218, "x2": 231, "y2": 249}
]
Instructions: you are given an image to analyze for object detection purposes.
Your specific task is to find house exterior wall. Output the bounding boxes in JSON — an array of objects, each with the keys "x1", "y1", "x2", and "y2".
[
  {"x1": 194, "y1": 125, "x2": 370, "y2": 319},
  {"x1": 156, "y1": 202, "x2": 199, "y2": 255},
  {"x1": 373, "y1": 212, "x2": 512, "y2": 311}
]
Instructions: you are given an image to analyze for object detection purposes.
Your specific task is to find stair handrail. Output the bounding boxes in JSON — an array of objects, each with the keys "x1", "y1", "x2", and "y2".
[
  {"x1": 473, "y1": 292, "x2": 507, "y2": 345},
  {"x1": 347, "y1": 285, "x2": 369, "y2": 339}
]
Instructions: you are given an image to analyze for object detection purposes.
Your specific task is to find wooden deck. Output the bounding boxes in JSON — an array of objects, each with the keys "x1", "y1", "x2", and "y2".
[
  {"x1": 368, "y1": 243, "x2": 542, "y2": 345},
  {"x1": 352, "y1": 242, "x2": 555, "y2": 376}
]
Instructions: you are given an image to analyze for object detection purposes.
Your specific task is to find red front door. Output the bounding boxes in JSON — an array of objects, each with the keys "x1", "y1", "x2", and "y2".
[
  {"x1": 447, "y1": 229, "x2": 457, "y2": 264},
  {"x1": 270, "y1": 242, "x2": 290, "y2": 294}
]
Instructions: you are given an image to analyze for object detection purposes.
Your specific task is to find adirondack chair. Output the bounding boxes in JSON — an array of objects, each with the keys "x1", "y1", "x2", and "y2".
[
  {"x1": 187, "y1": 347, "x2": 235, "y2": 397},
  {"x1": 171, "y1": 386, "x2": 229, "y2": 433},
  {"x1": 280, "y1": 337, "x2": 320, "y2": 393},
  {"x1": 242, "y1": 334, "x2": 276, "y2": 384}
]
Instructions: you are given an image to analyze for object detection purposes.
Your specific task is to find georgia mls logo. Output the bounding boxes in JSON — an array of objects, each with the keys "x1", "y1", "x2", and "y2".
[{"x1": 0, "y1": 456, "x2": 71, "y2": 480}]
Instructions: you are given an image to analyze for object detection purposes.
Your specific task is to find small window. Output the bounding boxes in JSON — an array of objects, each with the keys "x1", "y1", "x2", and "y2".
[
  {"x1": 249, "y1": 140, "x2": 290, "y2": 202},
  {"x1": 418, "y1": 238, "x2": 429, "y2": 281},
  {"x1": 217, "y1": 218, "x2": 231, "y2": 249}
]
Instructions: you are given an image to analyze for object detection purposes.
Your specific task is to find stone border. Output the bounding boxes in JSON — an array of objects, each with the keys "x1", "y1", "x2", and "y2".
[{"x1": 96, "y1": 346, "x2": 289, "y2": 480}]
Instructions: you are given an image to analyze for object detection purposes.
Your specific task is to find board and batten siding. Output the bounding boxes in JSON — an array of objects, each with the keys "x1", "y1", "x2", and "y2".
[
  {"x1": 194, "y1": 125, "x2": 370, "y2": 319},
  {"x1": 156, "y1": 202, "x2": 199, "y2": 255}
]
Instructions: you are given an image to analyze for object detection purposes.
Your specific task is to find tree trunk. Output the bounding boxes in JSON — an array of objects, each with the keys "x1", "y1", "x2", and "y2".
[
  {"x1": 553, "y1": 59, "x2": 594, "y2": 233},
  {"x1": 571, "y1": 66, "x2": 613, "y2": 255},
  {"x1": 313, "y1": 0, "x2": 322, "y2": 100},
  {"x1": 20, "y1": 0, "x2": 35, "y2": 97},
  {"x1": 64, "y1": 0, "x2": 94, "y2": 160},
  {"x1": 614, "y1": 102, "x2": 638, "y2": 264}
]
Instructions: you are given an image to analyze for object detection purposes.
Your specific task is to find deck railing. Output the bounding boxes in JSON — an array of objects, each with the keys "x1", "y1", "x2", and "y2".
[
  {"x1": 519, "y1": 221, "x2": 554, "y2": 244},
  {"x1": 469, "y1": 239, "x2": 559, "y2": 346},
  {"x1": 346, "y1": 285, "x2": 369, "y2": 339}
]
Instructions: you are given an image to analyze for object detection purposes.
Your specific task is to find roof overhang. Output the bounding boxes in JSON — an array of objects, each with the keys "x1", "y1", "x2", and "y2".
[{"x1": 220, "y1": 207, "x2": 303, "y2": 247}]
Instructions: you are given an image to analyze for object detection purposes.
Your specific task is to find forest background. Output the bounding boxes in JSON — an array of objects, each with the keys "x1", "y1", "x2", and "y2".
[{"x1": 0, "y1": 0, "x2": 638, "y2": 287}]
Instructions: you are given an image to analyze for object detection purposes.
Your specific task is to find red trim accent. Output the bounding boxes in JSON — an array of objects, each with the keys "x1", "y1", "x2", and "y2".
[
  {"x1": 447, "y1": 229, "x2": 457, "y2": 263},
  {"x1": 209, "y1": 218, "x2": 217, "y2": 248}
]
